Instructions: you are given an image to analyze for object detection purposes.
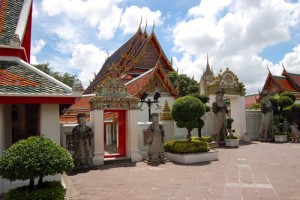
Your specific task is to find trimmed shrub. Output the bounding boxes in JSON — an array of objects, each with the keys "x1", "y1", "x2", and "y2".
[
  {"x1": 5, "y1": 181, "x2": 64, "y2": 200},
  {"x1": 164, "y1": 139, "x2": 210, "y2": 154},
  {"x1": 225, "y1": 135, "x2": 238, "y2": 139},
  {"x1": 192, "y1": 136, "x2": 214, "y2": 143},
  {"x1": 273, "y1": 132, "x2": 289, "y2": 135},
  {"x1": 280, "y1": 91, "x2": 296, "y2": 102},
  {"x1": 277, "y1": 96, "x2": 294, "y2": 111},
  {"x1": 172, "y1": 96, "x2": 206, "y2": 140},
  {"x1": 0, "y1": 136, "x2": 74, "y2": 188}
]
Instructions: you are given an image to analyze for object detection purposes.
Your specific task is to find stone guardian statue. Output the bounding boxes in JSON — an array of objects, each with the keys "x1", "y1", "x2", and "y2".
[
  {"x1": 146, "y1": 113, "x2": 165, "y2": 163},
  {"x1": 212, "y1": 88, "x2": 228, "y2": 144},
  {"x1": 259, "y1": 91, "x2": 273, "y2": 141},
  {"x1": 72, "y1": 113, "x2": 94, "y2": 168}
]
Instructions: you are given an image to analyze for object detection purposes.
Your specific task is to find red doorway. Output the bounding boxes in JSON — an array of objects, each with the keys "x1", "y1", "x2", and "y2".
[{"x1": 104, "y1": 110, "x2": 126, "y2": 158}]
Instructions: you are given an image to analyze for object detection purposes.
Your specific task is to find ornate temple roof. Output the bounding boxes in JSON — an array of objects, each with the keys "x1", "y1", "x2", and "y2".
[
  {"x1": 259, "y1": 67, "x2": 300, "y2": 101},
  {"x1": 125, "y1": 61, "x2": 178, "y2": 97},
  {"x1": 205, "y1": 67, "x2": 246, "y2": 96},
  {"x1": 84, "y1": 27, "x2": 174, "y2": 94},
  {"x1": 0, "y1": 58, "x2": 72, "y2": 95}
]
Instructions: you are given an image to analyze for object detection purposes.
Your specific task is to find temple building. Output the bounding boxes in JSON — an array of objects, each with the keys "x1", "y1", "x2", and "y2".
[
  {"x1": 0, "y1": 0, "x2": 80, "y2": 193},
  {"x1": 258, "y1": 67, "x2": 300, "y2": 102},
  {"x1": 60, "y1": 25, "x2": 179, "y2": 164}
]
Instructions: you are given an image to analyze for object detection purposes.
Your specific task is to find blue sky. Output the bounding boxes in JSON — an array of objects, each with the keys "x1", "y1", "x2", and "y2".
[{"x1": 31, "y1": 0, "x2": 300, "y2": 95}]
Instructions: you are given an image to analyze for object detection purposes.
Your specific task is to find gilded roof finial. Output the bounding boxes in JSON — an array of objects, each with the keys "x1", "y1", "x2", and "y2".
[
  {"x1": 144, "y1": 19, "x2": 148, "y2": 33},
  {"x1": 139, "y1": 16, "x2": 143, "y2": 29},
  {"x1": 152, "y1": 20, "x2": 155, "y2": 33}
]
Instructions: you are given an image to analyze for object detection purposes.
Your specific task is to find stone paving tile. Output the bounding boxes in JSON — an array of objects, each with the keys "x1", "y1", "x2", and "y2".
[{"x1": 64, "y1": 142, "x2": 300, "y2": 200}]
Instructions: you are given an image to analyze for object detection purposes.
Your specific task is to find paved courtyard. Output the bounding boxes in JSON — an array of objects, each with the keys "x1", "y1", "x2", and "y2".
[{"x1": 64, "y1": 141, "x2": 300, "y2": 200}]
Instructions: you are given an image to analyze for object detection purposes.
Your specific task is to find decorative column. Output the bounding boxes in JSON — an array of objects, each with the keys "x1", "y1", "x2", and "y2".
[
  {"x1": 0, "y1": 104, "x2": 4, "y2": 195},
  {"x1": 128, "y1": 110, "x2": 142, "y2": 162},
  {"x1": 91, "y1": 109, "x2": 104, "y2": 166},
  {"x1": 160, "y1": 100, "x2": 174, "y2": 142}
]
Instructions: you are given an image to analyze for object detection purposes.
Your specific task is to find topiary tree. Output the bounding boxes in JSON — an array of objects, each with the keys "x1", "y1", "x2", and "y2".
[
  {"x1": 0, "y1": 136, "x2": 74, "y2": 189},
  {"x1": 172, "y1": 96, "x2": 206, "y2": 141},
  {"x1": 191, "y1": 94, "x2": 210, "y2": 137},
  {"x1": 272, "y1": 91, "x2": 296, "y2": 131}
]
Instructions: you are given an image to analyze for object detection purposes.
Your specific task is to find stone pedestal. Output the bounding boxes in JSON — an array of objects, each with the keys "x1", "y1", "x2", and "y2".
[
  {"x1": 131, "y1": 151, "x2": 142, "y2": 162},
  {"x1": 92, "y1": 152, "x2": 104, "y2": 165}
]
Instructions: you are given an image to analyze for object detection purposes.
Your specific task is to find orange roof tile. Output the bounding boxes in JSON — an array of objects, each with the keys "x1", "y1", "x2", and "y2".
[
  {"x1": 60, "y1": 97, "x2": 92, "y2": 123},
  {"x1": 126, "y1": 72, "x2": 152, "y2": 95},
  {"x1": 245, "y1": 94, "x2": 259, "y2": 108},
  {"x1": 277, "y1": 79, "x2": 297, "y2": 91},
  {"x1": 0, "y1": 69, "x2": 40, "y2": 86},
  {"x1": 0, "y1": 0, "x2": 8, "y2": 36}
]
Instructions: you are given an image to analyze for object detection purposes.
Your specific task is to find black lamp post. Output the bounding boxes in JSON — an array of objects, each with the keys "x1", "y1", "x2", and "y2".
[{"x1": 140, "y1": 91, "x2": 161, "y2": 121}]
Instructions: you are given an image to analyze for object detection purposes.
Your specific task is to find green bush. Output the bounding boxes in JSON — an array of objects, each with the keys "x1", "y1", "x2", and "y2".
[
  {"x1": 292, "y1": 104, "x2": 300, "y2": 112},
  {"x1": 172, "y1": 96, "x2": 206, "y2": 140},
  {"x1": 0, "y1": 136, "x2": 74, "y2": 188},
  {"x1": 278, "y1": 96, "x2": 294, "y2": 111},
  {"x1": 280, "y1": 91, "x2": 296, "y2": 102},
  {"x1": 273, "y1": 132, "x2": 289, "y2": 135},
  {"x1": 225, "y1": 135, "x2": 238, "y2": 139},
  {"x1": 5, "y1": 181, "x2": 64, "y2": 200},
  {"x1": 164, "y1": 139, "x2": 210, "y2": 154},
  {"x1": 282, "y1": 106, "x2": 293, "y2": 122},
  {"x1": 192, "y1": 136, "x2": 213, "y2": 143}
]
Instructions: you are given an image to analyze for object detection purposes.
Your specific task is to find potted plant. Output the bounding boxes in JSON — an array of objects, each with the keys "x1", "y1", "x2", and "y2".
[
  {"x1": 273, "y1": 132, "x2": 289, "y2": 143},
  {"x1": 225, "y1": 117, "x2": 239, "y2": 147},
  {"x1": 164, "y1": 137, "x2": 218, "y2": 164}
]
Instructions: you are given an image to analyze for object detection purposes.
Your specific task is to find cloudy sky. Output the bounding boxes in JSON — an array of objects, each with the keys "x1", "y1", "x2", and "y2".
[{"x1": 31, "y1": 0, "x2": 300, "y2": 95}]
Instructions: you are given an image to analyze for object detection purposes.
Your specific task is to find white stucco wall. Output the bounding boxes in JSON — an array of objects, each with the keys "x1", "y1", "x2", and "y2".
[{"x1": 40, "y1": 104, "x2": 60, "y2": 143}]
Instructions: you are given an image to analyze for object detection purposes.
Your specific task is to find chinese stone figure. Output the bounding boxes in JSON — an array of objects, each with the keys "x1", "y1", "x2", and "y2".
[
  {"x1": 259, "y1": 91, "x2": 273, "y2": 141},
  {"x1": 72, "y1": 113, "x2": 93, "y2": 168},
  {"x1": 147, "y1": 113, "x2": 165, "y2": 163},
  {"x1": 212, "y1": 88, "x2": 228, "y2": 144}
]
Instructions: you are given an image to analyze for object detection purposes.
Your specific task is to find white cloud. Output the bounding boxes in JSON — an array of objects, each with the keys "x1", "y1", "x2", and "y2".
[
  {"x1": 31, "y1": 39, "x2": 46, "y2": 55},
  {"x1": 280, "y1": 44, "x2": 300, "y2": 73},
  {"x1": 41, "y1": 0, "x2": 123, "y2": 40},
  {"x1": 32, "y1": 2, "x2": 39, "y2": 18},
  {"x1": 69, "y1": 44, "x2": 108, "y2": 88},
  {"x1": 30, "y1": 56, "x2": 37, "y2": 65},
  {"x1": 120, "y1": 6, "x2": 162, "y2": 34},
  {"x1": 172, "y1": 0, "x2": 300, "y2": 94}
]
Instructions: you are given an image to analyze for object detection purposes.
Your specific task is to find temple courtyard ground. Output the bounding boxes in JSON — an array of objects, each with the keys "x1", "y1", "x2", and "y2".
[{"x1": 64, "y1": 141, "x2": 300, "y2": 200}]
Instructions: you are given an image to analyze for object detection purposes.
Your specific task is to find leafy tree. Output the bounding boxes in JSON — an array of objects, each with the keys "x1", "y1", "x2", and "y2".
[
  {"x1": 168, "y1": 71, "x2": 199, "y2": 96},
  {"x1": 33, "y1": 63, "x2": 77, "y2": 87},
  {"x1": 272, "y1": 92, "x2": 296, "y2": 131},
  {"x1": 191, "y1": 94, "x2": 210, "y2": 137},
  {"x1": 0, "y1": 136, "x2": 74, "y2": 189},
  {"x1": 172, "y1": 96, "x2": 206, "y2": 141},
  {"x1": 248, "y1": 102, "x2": 261, "y2": 110}
]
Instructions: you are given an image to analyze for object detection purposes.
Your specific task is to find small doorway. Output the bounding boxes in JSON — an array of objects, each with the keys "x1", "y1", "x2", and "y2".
[
  {"x1": 104, "y1": 110, "x2": 126, "y2": 158},
  {"x1": 12, "y1": 104, "x2": 40, "y2": 143}
]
